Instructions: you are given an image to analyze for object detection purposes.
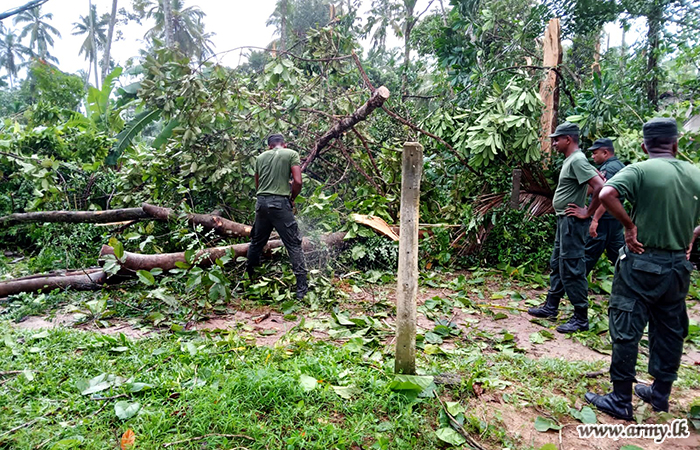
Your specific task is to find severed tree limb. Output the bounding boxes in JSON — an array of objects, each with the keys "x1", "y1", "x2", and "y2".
[
  {"x1": 141, "y1": 203, "x2": 252, "y2": 238},
  {"x1": 348, "y1": 51, "x2": 479, "y2": 176},
  {"x1": 0, "y1": 205, "x2": 253, "y2": 238},
  {"x1": 0, "y1": 208, "x2": 149, "y2": 227},
  {"x1": 0, "y1": 269, "x2": 108, "y2": 298},
  {"x1": 100, "y1": 232, "x2": 348, "y2": 274},
  {"x1": 301, "y1": 86, "x2": 390, "y2": 172}
]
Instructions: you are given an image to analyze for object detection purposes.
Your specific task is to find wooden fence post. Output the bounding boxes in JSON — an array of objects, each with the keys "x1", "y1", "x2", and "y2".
[{"x1": 395, "y1": 142, "x2": 423, "y2": 375}]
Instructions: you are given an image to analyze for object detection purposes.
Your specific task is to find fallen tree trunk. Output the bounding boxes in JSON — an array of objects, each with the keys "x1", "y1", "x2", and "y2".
[
  {"x1": 0, "y1": 205, "x2": 253, "y2": 239},
  {"x1": 0, "y1": 208, "x2": 149, "y2": 227},
  {"x1": 0, "y1": 269, "x2": 108, "y2": 298},
  {"x1": 100, "y1": 232, "x2": 348, "y2": 273},
  {"x1": 301, "y1": 86, "x2": 390, "y2": 172},
  {"x1": 142, "y1": 203, "x2": 252, "y2": 238}
]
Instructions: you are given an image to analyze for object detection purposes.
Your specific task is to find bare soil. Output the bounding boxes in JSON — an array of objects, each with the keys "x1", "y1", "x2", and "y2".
[{"x1": 10, "y1": 272, "x2": 700, "y2": 450}]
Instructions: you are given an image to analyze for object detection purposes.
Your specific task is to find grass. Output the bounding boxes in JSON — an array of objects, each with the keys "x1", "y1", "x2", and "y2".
[{"x1": 1, "y1": 261, "x2": 699, "y2": 450}]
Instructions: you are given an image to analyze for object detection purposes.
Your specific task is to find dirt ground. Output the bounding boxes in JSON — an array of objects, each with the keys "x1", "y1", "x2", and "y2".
[{"x1": 9, "y1": 275, "x2": 700, "y2": 450}]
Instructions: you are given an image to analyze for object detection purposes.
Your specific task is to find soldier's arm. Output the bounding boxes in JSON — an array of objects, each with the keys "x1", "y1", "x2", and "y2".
[
  {"x1": 584, "y1": 175, "x2": 605, "y2": 218},
  {"x1": 255, "y1": 173, "x2": 259, "y2": 190},
  {"x1": 290, "y1": 166, "x2": 302, "y2": 203},
  {"x1": 600, "y1": 185, "x2": 644, "y2": 253}
]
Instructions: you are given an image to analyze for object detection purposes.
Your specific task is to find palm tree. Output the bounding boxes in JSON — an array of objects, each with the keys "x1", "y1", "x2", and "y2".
[
  {"x1": 101, "y1": 0, "x2": 119, "y2": 82},
  {"x1": 13, "y1": 6, "x2": 61, "y2": 64},
  {"x1": 72, "y1": 2, "x2": 108, "y2": 88},
  {"x1": 0, "y1": 29, "x2": 30, "y2": 88},
  {"x1": 142, "y1": 0, "x2": 215, "y2": 61}
]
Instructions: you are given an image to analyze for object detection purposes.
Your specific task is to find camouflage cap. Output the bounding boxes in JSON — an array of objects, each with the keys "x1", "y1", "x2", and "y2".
[
  {"x1": 549, "y1": 122, "x2": 580, "y2": 138},
  {"x1": 642, "y1": 118, "x2": 678, "y2": 139},
  {"x1": 589, "y1": 138, "x2": 614, "y2": 151}
]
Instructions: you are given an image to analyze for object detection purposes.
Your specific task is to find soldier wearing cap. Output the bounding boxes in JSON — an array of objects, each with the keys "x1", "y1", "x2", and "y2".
[
  {"x1": 246, "y1": 133, "x2": 308, "y2": 299},
  {"x1": 585, "y1": 118, "x2": 700, "y2": 420},
  {"x1": 528, "y1": 122, "x2": 605, "y2": 333},
  {"x1": 585, "y1": 138, "x2": 626, "y2": 275}
]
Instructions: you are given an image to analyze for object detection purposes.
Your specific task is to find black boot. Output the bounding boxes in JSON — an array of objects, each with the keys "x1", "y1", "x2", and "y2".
[
  {"x1": 556, "y1": 307, "x2": 589, "y2": 333},
  {"x1": 634, "y1": 381, "x2": 672, "y2": 412},
  {"x1": 528, "y1": 295, "x2": 560, "y2": 319},
  {"x1": 246, "y1": 264, "x2": 257, "y2": 282},
  {"x1": 585, "y1": 381, "x2": 634, "y2": 421},
  {"x1": 295, "y1": 273, "x2": 308, "y2": 300}
]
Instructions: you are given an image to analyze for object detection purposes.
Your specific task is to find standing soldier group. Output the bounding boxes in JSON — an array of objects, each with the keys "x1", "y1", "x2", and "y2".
[
  {"x1": 528, "y1": 119, "x2": 700, "y2": 420},
  {"x1": 250, "y1": 120, "x2": 700, "y2": 421}
]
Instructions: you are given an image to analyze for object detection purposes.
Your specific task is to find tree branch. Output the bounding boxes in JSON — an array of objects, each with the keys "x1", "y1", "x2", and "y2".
[
  {"x1": 380, "y1": 107, "x2": 480, "y2": 176},
  {"x1": 301, "y1": 86, "x2": 390, "y2": 172},
  {"x1": 487, "y1": 65, "x2": 577, "y2": 107},
  {"x1": 0, "y1": 0, "x2": 49, "y2": 21}
]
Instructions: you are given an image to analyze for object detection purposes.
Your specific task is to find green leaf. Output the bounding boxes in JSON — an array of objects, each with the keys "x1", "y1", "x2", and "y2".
[
  {"x1": 50, "y1": 439, "x2": 83, "y2": 450},
  {"x1": 332, "y1": 385, "x2": 358, "y2": 399},
  {"x1": 435, "y1": 427, "x2": 466, "y2": 446},
  {"x1": 126, "y1": 382, "x2": 153, "y2": 393},
  {"x1": 569, "y1": 406, "x2": 597, "y2": 424},
  {"x1": 107, "y1": 109, "x2": 161, "y2": 165},
  {"x1": 136, "y1": 270, "x2": 155, "y2": 286},
  {"x1": 299, "y1": 374, "x2": 318, "y2": 392},
  {"x1": 108, "y1": 237, "x2": 124, "y2": 261},
  {"x1": 534, "y1": 416, "x2": 561, "y2": 432},
  {"x1": 388, "y1": 375, "x2": 434, "y2": 392},
  {"x1": 538, "y1": 445, "x2": 558, "y2": 450},
  {"x1": 152, "y1": 119, "x2": 180, "y2": 148},
  {"x1": 620, "y1": 446, "x2": 645, "y2": 450},
  {"x1": 445, "y1": 401, "x2": 465, "y2": 416},
  {"x1": 114, "y1": 401, "x2": 140, "y2": 420}
]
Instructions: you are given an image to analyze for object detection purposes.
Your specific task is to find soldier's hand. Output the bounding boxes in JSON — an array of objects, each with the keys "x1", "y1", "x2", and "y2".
[
  {"x1": 624, "y1": 225, "x2": 644, "y2": 254},
  {"x1": 589, "y1": 219, "x2": 598, "y2": 238},
  {"x1": 688, "y1": 226, "x2": 699, "y2": 260},
  {"x1": 565, "y1": 203, "x2": 588, "y2": 219}
]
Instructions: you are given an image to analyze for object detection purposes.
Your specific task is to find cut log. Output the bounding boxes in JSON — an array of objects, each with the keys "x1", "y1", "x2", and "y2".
[
  {"x1": 142, "y1": 203, "x2": 252, "y2": 238},
  {"x1": 0, "y1": 269, "x2": 108, "y2": 298},
  {"x1": 0, "y1": 205, "x2": 253, "y2": 239},
  {"x1": 100, "y1": 232, "x2": 348, "y2": 273},
  {"x1": 301, "y1": 86, "x2": 390, "y2": 172},
  {"x1": 0, "y1": 208, "x2": 149, "y2": 227}
]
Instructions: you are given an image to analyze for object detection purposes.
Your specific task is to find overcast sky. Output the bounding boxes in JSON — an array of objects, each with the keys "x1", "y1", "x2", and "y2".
[{"x1": 1, "y1": 0, "x2": 637, "y2": 78}]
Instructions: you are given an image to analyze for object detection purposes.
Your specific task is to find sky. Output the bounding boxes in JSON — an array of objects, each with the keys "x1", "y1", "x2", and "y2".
[{"x1": 0, "y1": 0, "x2": 638, "y2": 78}]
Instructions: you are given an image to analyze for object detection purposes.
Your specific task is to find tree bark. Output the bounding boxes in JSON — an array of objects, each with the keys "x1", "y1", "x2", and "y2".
[
  {"x1": 0, "y1": 205, "x2": 252, "y2": 238},
  {"x1": 141, "y1": 203, "x2": 252, "y2": 238},
  {"x1": 101, "y1": 0, "x2": 118, "y2": 82},
  {"x1": 645, "y1": 3, "x2": 663, "y2": 109},
  {"x1": 539, "y1": 18, "x2": 562, "y2": 156},
  {"x1": 0, "y1": 269, "x2": 107, "y2": 298},
  {"x1": 0, "y1": 208, "x2": 150, "y2": 227},
  {"x1": 161, "y1": 0, "x2": 174, "y2": 48},
  {"x1": 100, "y1": 232, "x2": 347, "y2": 273},
  {"x1": 88, "y1": 0, "x2": 100, "y2": 89},
  {"x1": 301, "y1": 86, "x2": 390, "y2": 172}
]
